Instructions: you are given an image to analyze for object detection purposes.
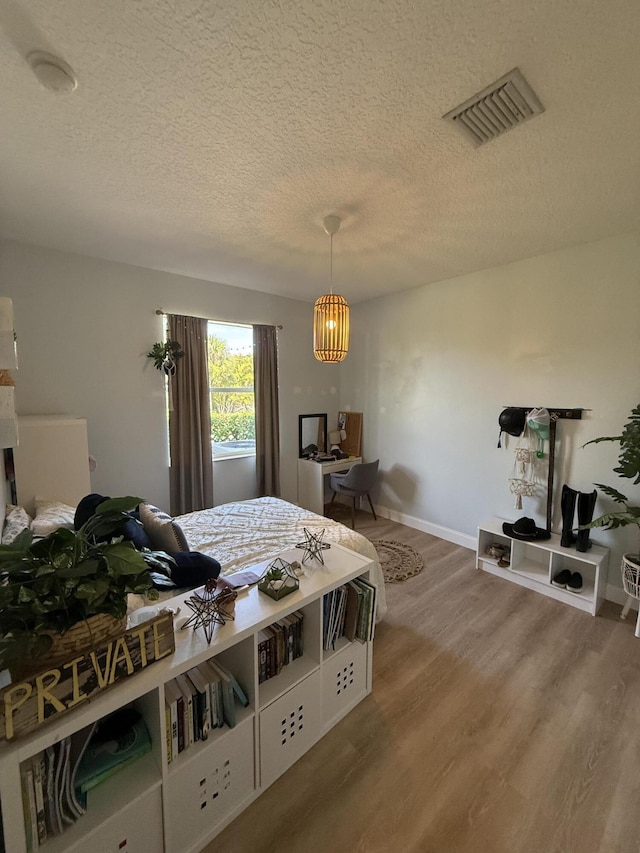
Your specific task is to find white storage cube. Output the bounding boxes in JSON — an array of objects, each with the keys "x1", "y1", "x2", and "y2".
[
  {"x1": 164, "y1": 717, "x2": 255, "y2": 853},
  {"x1": 65, "y1": 785, "x2": 163, "y2": 853},
  {"x1": 322, "y1": 639, "x2": 368, "y2": 730},
  {"x1": 259, "y1": 671, "x2": 321, "y2": 790}
]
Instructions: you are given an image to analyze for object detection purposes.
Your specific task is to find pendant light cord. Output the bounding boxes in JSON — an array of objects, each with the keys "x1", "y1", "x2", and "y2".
[{"x1": 330, "y1": 232, "x2": 334, "y2": 295}]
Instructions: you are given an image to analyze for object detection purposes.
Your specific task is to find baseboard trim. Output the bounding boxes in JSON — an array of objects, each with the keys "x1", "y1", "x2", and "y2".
[{"x1": 375, "y1": 504, "x2": 476, "y2": 551}]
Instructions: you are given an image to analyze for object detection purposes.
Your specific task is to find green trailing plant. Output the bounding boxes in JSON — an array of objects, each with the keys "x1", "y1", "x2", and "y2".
[
  {"x1": 0, "y1": 496, "x2": 172, "y2": 674},
  {"x1": 583, "y1": 403, "x2": 640, "y2": 555},
  {"x1": 147, "y1": 340, "x2": 184, "y2": 371}
]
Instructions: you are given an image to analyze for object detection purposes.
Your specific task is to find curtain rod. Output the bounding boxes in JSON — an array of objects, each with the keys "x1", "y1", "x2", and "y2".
[{"x1": 155, "y1": 309, "x2": 282, "y2": 330}]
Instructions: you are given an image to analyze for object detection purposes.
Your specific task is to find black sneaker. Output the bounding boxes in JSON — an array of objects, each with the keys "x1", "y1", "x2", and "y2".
[
  {"x1": 551, "y1": 569, "x2": 572, "y2": 588},
  {"x1": 567, "y1": 572, "x2": 583, "y2": 593}
]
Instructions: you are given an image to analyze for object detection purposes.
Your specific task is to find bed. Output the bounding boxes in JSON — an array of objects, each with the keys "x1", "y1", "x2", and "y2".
[
  {"x1": 4, "y1": 486, "x2": 387, "y2": 621},
  {"x1": 174, "y1": 496, "x2": 387, "y2": 620}
]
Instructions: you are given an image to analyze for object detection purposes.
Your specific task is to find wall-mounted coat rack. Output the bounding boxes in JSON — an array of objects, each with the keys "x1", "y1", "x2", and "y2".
[{"x1": 504, "y1": 407, "x2": 584, "y2": 532}]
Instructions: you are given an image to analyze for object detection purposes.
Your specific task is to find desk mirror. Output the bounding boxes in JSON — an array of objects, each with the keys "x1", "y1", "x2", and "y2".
[{"x1": 298, "y1": 413, "x2": 327, "y2": 457}]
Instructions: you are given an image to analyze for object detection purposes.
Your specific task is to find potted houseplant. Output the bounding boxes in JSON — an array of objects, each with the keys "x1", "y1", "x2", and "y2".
[
  {"x1": 0, "y1": 496, "x2": 171, "y2": 678},
  {"x1": 583, "y1": 403, "x2": 640, "y2": 587},
  {"x1": 147, "y1": 340, "x2": 184, "y2": 375},
  {"x1": 257, "y1": 558, "x2": 299, "y2": 601}
]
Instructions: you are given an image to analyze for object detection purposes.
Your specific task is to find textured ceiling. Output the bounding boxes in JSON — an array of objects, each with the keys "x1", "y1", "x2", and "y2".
[{"x1": 1, "y1": 0, "x2": 640, "y2": 303}]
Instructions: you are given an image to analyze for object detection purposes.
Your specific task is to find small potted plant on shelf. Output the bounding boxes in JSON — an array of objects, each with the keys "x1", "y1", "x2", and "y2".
[
  {"x1": 0, "y1": 496, "x2": 171, "y2": 679},
  {"x1": 584, "y1": 403, "x2": 640, "y2": 591},
  {"x1": 258, "y1": 558, "x2": 300, "y2": 601}
]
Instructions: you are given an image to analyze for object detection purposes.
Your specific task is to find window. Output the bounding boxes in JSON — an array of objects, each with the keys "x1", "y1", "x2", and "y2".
[{"x1": 208, "y1": 321, "x2": 255, "y2": 460}]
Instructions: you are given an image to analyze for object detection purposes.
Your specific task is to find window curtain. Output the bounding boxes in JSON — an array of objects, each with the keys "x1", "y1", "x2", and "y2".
[
  {"x1": 168, "y1": 314, "x2": 213, "y2": 515},
  {"x1": 253, "y1": 325, "x2": 281, "y2": 497}
]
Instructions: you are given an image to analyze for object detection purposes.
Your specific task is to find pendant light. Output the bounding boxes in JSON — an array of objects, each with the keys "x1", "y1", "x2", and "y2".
[{"x1": 313, "y1": 215, "x2": 350, "y2": 363}]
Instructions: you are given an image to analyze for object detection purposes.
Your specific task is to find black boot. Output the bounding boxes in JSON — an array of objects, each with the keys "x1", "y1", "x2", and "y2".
[
  {"x1": 576, "y1": 489, "x2": 597, "y2": 552},
  {"x1": 560, "y1": 484, "x2": 578, "y2": 547}
]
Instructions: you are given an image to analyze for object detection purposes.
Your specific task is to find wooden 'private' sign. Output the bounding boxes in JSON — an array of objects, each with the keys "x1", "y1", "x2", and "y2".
[{"x1": 0, "y1": 611, "x2": 175, "y2": 741}]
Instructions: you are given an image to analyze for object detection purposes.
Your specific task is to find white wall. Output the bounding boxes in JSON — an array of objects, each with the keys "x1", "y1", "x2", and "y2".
[
  {"x1": 1, "y1": 239, "x2": 341, "y2": 510},
  {"x1": 5, "y1": 232, "x2": 640, "y2": 597},
  {"x1": 340, "y1": 231, "x2": 640, "y2": 593}
]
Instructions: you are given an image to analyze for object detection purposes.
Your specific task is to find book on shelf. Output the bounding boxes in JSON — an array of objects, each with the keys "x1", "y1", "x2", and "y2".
[
  {"x1": 210, "y1": 658, "x2": 250, "y2": 707},
  {"x1": 164, "y1": 698, "x2": 171, "y2": 763},
  {"x1": 344, "y1": 583, "x2": 360, "y2": 642},
  {"x1": 207, "y1": 659, "x2": 236, "y2": 728},
  {"x1": 323, "y1": 586, "x2": 348, "y2": 650},
  {"x1": 278, "y1": 614, "x2": 296, "y2": 664},
  {"x1": 258, "y1": 612, "x2": 304, "y2": 683},
  {"x1": 57, "y1": 739, "x2": 75, "y2": 827},
  {"x1": 187, "y1": 665, "x2": 212, "y2": 741},
  {"x1": 74, "y1": 709, "x2": 151, "y2": 795},
  {"x1": 175, "y1": 673, "x2": 196, "y2": 748},
  {"x1": 67, "y1": 722, "x2": 97, "y2": 819},
  {"x1": 257, "y1": 630, "x2": 269, "y2": 684},
  {"x1": 164, "y1": 679, "x2": 182, "y2": 761},
  {"x1": 43, "y1": 746, "x2": 60, "y2": 838},
  {"x1": 32, "y1": 754, "x2": 47, "y2": 846},
  {"x1": 198, "y1": 659, "x2": 224, "y2": 728},
  {"x1": 20, "y1": 763, "x2": 38, "y2": 853},
  {"x1": 351, "y1": 577, "x2": 376, "y2": 641}
]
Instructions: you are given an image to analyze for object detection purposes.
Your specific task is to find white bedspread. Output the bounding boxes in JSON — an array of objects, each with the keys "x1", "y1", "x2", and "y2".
[{"x1": 175, "y1": 496, "x2": 387, "y2": 621}]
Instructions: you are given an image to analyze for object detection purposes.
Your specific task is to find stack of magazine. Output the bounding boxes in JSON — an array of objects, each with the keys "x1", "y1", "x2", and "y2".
[
  {"x1": 21, "y1": 722, "x2": 95, "y2": 851},
  {"x1": 323, "y1": 577, "x2": 376, "y2": 650},
  {"x1": 20, "y1": 708, "x2": 150, "y2": 851}
]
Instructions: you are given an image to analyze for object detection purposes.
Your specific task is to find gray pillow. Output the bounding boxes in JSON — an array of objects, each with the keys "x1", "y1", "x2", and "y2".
[
  {"x1": 2, "y1": 505, "x2": 33, "y2": 544},
  {"x1": 139, "y1": 503, "x2": 189, "y2": 552}
]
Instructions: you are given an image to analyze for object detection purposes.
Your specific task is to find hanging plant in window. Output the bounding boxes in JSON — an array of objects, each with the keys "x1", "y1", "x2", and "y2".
[{"x1": 147, "y1": 340, "x2": 184, "y2": 375}]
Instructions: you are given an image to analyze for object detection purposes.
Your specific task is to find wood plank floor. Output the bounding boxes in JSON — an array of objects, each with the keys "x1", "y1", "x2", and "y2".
[{"x1": 205, "y1": 511, "x2": 640, "y2": 853}]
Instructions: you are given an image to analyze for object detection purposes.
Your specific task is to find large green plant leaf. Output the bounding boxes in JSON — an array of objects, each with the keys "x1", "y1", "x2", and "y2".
[
  {"x1": 56, "y1": 557, "x2": 101, "y2": 579},
  {"x1": 94, "y1": 496, "x2": 144, "y2": 515},
  {"x1": 102, "y1": 541, "x2": 149, "y2": 575},
  {"x1": 584, "y1": 406, "x2": 640, "y2": 546}
]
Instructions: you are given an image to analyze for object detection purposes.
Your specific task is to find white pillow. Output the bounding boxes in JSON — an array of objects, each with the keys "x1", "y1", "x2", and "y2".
[
  {"x1": 2, "y1": 505, "x2": 33, "y2": 544},
  {"x1": 31, "y1": 498, "x2": 76, "y2": 537}
]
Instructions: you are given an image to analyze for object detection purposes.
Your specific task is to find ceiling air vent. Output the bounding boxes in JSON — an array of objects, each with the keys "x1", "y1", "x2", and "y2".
[{"x1": 443, "y1": 68, "x2": 544, "y2": 147}]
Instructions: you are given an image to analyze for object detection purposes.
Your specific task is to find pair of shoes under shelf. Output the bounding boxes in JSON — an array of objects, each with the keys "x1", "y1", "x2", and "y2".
[{"x1": 551, "y1": 569, "x2": 583, "y2": 593}]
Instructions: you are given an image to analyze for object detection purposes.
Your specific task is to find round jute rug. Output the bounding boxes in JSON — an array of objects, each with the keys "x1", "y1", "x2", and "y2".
[{"x1": 371, "y1": 539, "x2": 424, "y2": 583}]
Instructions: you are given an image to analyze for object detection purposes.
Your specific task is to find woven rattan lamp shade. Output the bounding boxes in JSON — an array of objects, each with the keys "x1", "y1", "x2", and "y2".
[
  {"x1": 314, "y1": 214, "x2": 350, "y2": 363},
  {"x1": 313, "y1": 293, "x2": 350, "y2": 363}
]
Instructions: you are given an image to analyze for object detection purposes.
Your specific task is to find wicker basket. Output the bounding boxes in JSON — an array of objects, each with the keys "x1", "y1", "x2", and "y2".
[
  {"x1": 621, "y1": 554, "x2": 640, "y2": 599},
  {"x1": 13, "y1": 613, "x2": 127, "y2": 681}
]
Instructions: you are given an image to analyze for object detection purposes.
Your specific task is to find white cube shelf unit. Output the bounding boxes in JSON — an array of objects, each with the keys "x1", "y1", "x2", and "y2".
[
  {"x1": 0, "y1": 544, "x2": 375, "y2": 853},
  {"x1": 477, "y1": 517, "x2": 609, "y2": 616}
]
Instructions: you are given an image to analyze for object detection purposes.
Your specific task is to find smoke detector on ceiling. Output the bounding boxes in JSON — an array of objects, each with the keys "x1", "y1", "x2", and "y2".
[
  {"x1": 27, "y1": 51, "x2": 77, "y2": 93},
  {"x1": 443, "y1": 68, "x2": 544, "y2": 147}
]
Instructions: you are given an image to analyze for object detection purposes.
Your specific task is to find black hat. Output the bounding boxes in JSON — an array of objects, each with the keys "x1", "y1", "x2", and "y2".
[
  {"x1": 502, "y1": 517, "x2": 551, "y2": 541},
  {"x1": 499, "y1": 408, "x2": 526, "y2": 436},
  {"x1": 497, "y1": 407, "x2": 526, "y2": 448}
]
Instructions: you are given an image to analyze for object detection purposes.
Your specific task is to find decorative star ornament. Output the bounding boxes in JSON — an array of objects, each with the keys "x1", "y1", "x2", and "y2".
[
  {"x1": 181, "y1": 579, "x2": 237, "y2": 643},
  {"x1": 295, "y1": 527, "x2": 331, "y2": 565}
]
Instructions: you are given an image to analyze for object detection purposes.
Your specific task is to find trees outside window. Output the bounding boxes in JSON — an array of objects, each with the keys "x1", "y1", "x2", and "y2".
[{"x1": 208, "y1": 322, "x2": 255, "y2": 459}]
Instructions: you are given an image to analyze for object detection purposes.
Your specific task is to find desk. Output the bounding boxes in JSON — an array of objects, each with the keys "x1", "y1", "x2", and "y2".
[{"x1": 297, "y1": 457, "x2": 362, "y2": 515}]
